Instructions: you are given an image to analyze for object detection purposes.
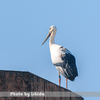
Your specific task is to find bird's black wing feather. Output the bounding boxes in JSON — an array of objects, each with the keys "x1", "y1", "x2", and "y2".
[{"x1": 62, "y1": 53, "x2": 78, "y2": 81}]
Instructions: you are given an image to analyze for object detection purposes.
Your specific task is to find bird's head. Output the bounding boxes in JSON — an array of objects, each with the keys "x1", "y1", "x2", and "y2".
[
  {"x1": 41, "y1": 25, "x2": 57, "y2": 45},
  {"x1": 49, "y1": 25, "x2": 57, "y2": 35}
]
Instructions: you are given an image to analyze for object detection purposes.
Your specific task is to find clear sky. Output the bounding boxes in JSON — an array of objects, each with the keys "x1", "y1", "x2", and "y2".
[{"x1": 0, "y1": 0, "x2": 100, "y2": 100}]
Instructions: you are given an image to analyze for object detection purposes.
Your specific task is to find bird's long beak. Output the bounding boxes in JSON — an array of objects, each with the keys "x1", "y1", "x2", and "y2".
[{"x1": 41, "y1": 32, "x2": 51, "y2": 45}]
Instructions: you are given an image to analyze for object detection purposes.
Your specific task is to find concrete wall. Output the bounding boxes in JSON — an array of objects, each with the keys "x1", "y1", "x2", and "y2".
[{"x1": 0, "y1": 70, "x2": 83, "y2": 100}]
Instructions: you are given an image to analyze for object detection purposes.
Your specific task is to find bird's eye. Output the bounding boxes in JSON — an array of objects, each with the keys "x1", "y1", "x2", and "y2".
[{"x1": 49, "y1": 28, "x2": 51, "y2": 30}]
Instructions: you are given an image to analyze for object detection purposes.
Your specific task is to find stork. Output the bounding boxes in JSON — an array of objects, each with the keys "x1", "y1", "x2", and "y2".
[{"x1": 41, "y1": 25, "x2": 78, "y2": 89}]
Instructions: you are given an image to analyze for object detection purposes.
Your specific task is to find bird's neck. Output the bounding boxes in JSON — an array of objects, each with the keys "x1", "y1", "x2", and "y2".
[{"x1": 49, "y1": 33, "x2": 56, "y2": 47}]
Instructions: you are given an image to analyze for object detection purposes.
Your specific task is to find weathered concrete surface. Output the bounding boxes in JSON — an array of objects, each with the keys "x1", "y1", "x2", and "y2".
[{"x1": 0, "y1": 70, "x2": 84, "y2": 100}]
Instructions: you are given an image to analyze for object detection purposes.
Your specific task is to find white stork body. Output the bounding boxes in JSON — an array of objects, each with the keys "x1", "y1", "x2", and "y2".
[
  {"x1": 50, "y1": 44, "x2": 66, "y2": 76},
  {"x1": 42, "y1": 25, "x2": 78, "y2": 87}
]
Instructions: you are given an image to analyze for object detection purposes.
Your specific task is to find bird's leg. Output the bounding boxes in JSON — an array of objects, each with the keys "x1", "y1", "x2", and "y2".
[
  {"x1": 59, "y1": 72, "x2": 61, "y2": 86},
  {"x1": 66, "y1": 78, "x2": 68, "y2": 89}
]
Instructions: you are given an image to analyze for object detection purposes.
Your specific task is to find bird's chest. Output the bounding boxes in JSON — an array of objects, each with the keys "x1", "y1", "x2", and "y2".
[{"x1": 50, "y1": 47, "x2": 62, "y2": 64}]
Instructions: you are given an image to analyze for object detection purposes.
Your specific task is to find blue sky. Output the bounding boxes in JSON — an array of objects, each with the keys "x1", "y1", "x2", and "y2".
[{"x1": 0, "y1": 0, "x2": 100, "y2": 100}]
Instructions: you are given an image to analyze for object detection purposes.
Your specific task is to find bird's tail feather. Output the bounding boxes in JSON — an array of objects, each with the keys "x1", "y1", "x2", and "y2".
[{"x1": 64, "y1": 64, "x2": 78, "y2": 81}]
